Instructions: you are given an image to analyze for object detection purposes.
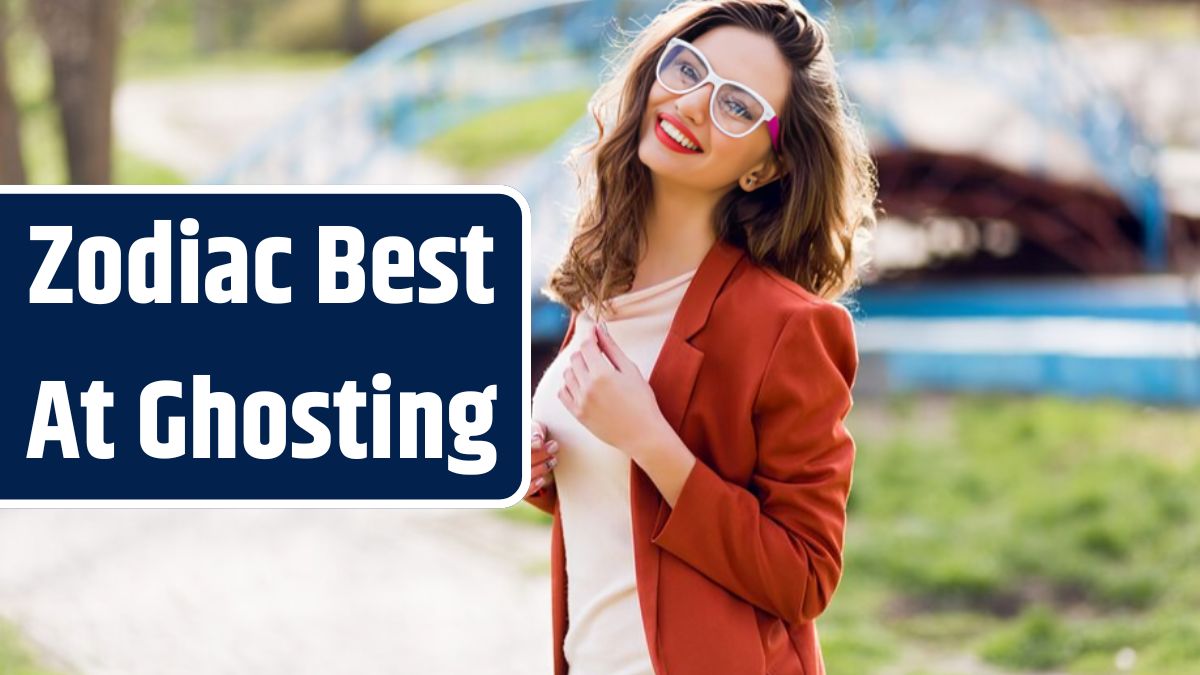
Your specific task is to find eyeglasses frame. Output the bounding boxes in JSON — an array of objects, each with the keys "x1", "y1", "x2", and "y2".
[{"x1": 654, "y1": 37, "x2": 781, "y2": 152}]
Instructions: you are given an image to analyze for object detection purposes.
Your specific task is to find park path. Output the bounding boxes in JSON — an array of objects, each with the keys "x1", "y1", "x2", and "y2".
[
  {"x1": 114, "y1": 70, "x2": 341, "y2": 182},
  {"x1": 113, "y1": 69, "x2": 475, "y2": 186},
  {"x1": 0, "y1": 508, "x2": 552, "y2": 675}
]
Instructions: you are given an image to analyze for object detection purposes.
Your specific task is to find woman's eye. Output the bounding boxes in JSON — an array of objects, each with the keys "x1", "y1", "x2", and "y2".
[
  {"x1": 721, "y1": 96, "x2": 753, "y2": 120},
  {"x1": 678, "y1": 63, "x2": 701, "y2": 83}
]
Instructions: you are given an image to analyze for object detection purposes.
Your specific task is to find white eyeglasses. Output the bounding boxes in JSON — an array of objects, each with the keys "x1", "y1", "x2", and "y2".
[{"x1": 654, "y1": 37, "x2": 781, "y2": 150}]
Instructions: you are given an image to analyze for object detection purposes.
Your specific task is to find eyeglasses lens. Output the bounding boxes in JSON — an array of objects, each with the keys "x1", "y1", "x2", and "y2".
[
  {"x1": 713, "y1": 83, "x2": 764, "y2": 135},
  {"x1": 658, "y1": 43, "x2": 708, "y2": 91}
]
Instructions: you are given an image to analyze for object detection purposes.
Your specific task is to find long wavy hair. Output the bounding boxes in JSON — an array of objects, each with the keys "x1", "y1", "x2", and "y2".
[{"x1": 545, "y1": 0, "x2": 877, "y2": 315}]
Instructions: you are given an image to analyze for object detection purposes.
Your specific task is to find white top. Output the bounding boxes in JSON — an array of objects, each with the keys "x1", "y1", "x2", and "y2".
[{"x1": 530, "y1": 268, "x2": 697, "y2": 675}]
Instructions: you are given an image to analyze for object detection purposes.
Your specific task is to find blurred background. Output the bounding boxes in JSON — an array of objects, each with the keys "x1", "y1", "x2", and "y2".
[{"x1": 1, "y1": 0, "x2": 1198, "y2": 673}]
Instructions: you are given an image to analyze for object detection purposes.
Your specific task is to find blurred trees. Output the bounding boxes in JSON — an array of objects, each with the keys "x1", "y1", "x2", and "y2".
[
  {"x1": 192, "y1": 0, "x2": 269, "y2": 52},
  {"x1": 0, "y1": 0, "x2": 24, "y2": 183},
  {"x1": 174, "y1": 0, "x2": 463, "y2": 56},
  {"x1": 31, "y1": 0, "x2": 120, "y2": 184},
  {"x1": 255, "y1": 0, "x2": 461, "y2": 53}
]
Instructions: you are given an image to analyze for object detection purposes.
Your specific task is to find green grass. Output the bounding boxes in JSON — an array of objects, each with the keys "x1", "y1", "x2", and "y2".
[
  {"x1": 114, "y1": 147, "x2": 187, "y2": 185},
  {"x1": 498, "y1": 500, "x2": 552, "y2": 527},
  {"x1": 119, "y1": 0, "x2": 465, "y2": 80},
  {"x1": 119, "y1": 6, "x2": 351, "y2": 80},
  {"x1": 0, "y1": 619, "x2": 60, "y2": 675},
  {"x1": 838, "y1": 394, "x2": 1200, "y2": 672},
  {"x1": 16, "y1": 102, "x2": 185, "y2": 185},
  {"x1": 420, "y1": 88, "x2": 592, "y2": 172},
  {"x1": 501, "y1": 394, "x2": 1200, "y2": 672},
  {"x1": 115, "y1": 0, "x2": 358, "y2": 80}
]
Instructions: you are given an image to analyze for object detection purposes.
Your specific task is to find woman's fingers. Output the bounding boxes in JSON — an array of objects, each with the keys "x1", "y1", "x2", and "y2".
[
  {"x1": 531, "y1": 416, "x2": 554, "y2": 461},
  {"x1": 534, "y1": 439, "x2": 560, "y2": 465},
  {"x1": 528, "y1": 435, "x2": 559, "y2": 497},
  {"x1": 529, "y1": 420, "x2": 558, "y2": 490},
  {"x1": 531, "y1": 455, "x2": 558, "y2": 481},
  {"x1": 563, "y1": 367, "x2": 582, "y2": 402},
  {"x1": 569, "y1": 350, "x2": 589, "y2": 375},
  {"x1": 557, "y1": 386, "x2": 577, "y2": 415},
  {"x1": 531, "y1": 438, "x2": 558, "y2": 464},
  {"x1": 578, "y1": 335, "x2": 611, "y2": 373},
  {"x1": 527, "y1": 455, "x2": 558, "y2": 497},
  {"x1": 526, "y1": 472, "x2": 555, "y2": 498}
]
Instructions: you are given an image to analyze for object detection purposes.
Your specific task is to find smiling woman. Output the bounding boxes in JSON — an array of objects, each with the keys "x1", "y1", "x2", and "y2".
[{"x1": 525, "y1": 1, "x2": 878, "y2": 674}]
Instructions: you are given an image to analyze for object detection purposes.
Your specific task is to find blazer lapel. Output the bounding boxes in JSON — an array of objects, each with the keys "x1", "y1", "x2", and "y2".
[
  {"x1": 646, "y1": 237, "x2": 745, "y2": 430},
  {"x1": 631, "y1": 237, "x2": 745, "y2": 672}
]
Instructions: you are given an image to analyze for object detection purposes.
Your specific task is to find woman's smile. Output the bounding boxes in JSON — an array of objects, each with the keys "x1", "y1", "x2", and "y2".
[{"x1": 654, "y1": 112, "x2": 704, "y2": 154}]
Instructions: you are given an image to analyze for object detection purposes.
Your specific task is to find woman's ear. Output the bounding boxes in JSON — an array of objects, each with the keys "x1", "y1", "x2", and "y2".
[{"x1": 738, "y1": 155, "x2": 782, "y2": 192}]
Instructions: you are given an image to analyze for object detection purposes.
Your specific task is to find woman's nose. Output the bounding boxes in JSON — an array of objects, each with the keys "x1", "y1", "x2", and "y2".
[{"x1": 674, "y1": 84, "x2": 711, "y2": 127}]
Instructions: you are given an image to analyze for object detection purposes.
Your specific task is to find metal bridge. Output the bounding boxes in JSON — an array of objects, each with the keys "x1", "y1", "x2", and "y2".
[
  {"x1": 209, "y1": 0, "x2": 1168, "y2": 267},
  {"x1": 207, "y1": 0, "x2": 1197, "y2": 404}
]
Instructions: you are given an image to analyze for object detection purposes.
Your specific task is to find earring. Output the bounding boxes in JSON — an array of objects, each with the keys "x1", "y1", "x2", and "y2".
[{"x1": 744, "y1": 176, "x2": 756, "y2": 189}]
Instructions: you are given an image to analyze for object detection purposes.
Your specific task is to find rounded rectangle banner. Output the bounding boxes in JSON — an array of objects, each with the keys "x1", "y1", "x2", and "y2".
[{"x1": 2, "y1": 185, "x2": 531, "y2": 508}]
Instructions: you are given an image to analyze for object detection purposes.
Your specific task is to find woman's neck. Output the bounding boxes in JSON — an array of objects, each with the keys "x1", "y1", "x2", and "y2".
[{"x1": 637, "y1": 177, "x2": 721, "y2": 291}]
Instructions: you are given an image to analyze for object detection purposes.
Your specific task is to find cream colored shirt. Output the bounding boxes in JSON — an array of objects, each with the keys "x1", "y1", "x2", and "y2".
[{"x1": 531, "y1": 268, "x2": 697, "y2": 675}]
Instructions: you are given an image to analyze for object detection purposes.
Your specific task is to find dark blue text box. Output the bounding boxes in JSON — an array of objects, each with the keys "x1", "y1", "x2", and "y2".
[{"x1": 1, "y1": 187, "x2": 530, "y2": 507}]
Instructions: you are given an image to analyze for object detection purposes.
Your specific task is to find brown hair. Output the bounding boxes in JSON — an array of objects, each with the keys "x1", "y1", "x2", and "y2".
[{"x1": 545, "y1": 0, "x2": 877, "y2": 315}]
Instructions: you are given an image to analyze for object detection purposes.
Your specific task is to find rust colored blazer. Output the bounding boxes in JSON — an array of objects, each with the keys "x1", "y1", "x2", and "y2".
[{"x1": 525, "y1": 237, "x2": 859, "y2": 675}]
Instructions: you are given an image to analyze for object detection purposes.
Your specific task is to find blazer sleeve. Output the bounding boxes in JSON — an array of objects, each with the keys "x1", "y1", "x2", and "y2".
[
  {"x1": 649, "y1": 300, "x2": 858, "y2": 624},
  {"x1": 522, "y1": 310, "x2": 578, "y2": 516}
]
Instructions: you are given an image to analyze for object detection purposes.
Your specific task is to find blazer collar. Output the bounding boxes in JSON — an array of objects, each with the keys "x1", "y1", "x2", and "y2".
[
  {"x1": 669, "y1": 237, "x2": 746, "y2": 342},
  {"x1": 554, "y1": 238, "x2": 744, "y2": 351}
]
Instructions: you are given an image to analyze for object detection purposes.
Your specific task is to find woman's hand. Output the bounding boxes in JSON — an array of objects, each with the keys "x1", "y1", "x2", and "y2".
[
  {"x1": 525, "y1": 420, "x2": 558, "y2": 498},
  {"x1": 558, "y1": 322, "x2": 673, "y2": 462}
]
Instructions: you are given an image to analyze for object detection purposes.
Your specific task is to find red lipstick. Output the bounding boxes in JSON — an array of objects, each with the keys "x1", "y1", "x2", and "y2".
[{"x1": 654, "y1": 112, "x2": 703, "y2": 154}]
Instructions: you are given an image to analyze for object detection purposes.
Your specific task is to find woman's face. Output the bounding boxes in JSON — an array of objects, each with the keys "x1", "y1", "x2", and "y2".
[{"x1": 638, "y1": 25, "x2": 789, "y2": 193}]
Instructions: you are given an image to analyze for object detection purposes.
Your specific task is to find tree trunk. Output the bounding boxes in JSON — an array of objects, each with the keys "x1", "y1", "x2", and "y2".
[
  {"x1": 0, "y1": 0, "x2": 26, "y2": 184},
  {"x1": 343, "y1": 0, "x2": 367, "y2": 52},
  {"x1": 31, "y1": 0, "x2": 120, "y2": 185}
]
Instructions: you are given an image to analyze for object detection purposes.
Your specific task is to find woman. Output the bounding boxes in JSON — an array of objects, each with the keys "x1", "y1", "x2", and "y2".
[{"x1": 526, "y1": 0, "x2": 876, "y2": 673}]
